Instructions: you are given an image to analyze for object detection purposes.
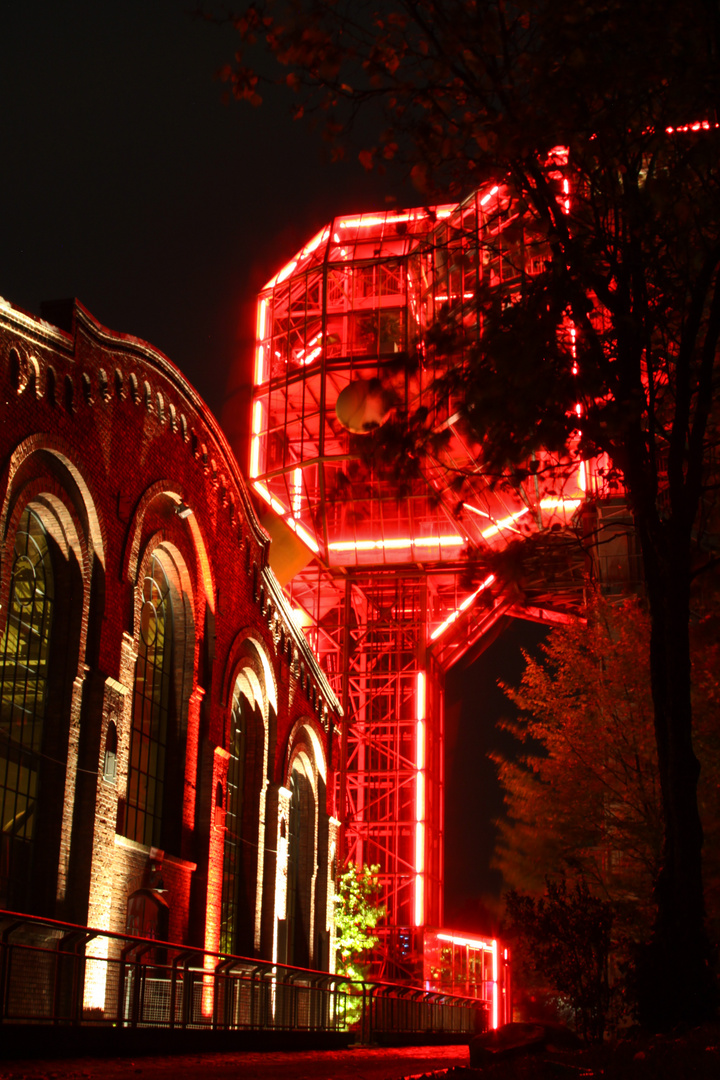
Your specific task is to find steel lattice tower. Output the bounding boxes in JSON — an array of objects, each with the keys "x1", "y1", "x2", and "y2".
[{"x1": 245, "y1": 175, "x2": 610, "y2": 981}]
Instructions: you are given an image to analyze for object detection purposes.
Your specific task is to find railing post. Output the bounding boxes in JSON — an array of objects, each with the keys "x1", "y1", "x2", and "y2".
[
  {"x1": 0, "y1": 922, "x2": 21, "y2": 1024},
  {"x1": 359, "y1": 981, "x2": 371, "y2": 1045},
  {"x1": 124, "y1": 944, "x2": 152, "y2": 1028},
  {"x1": 169, "y1": 950, "x2": 183, "y2": 1029},
  {"x1": 117, "y1": 943, "x2": 131, "y2": 1026},
  {"x1": 181, "y1": 954, "x2": 194, "y2": 1029},
  {"x1": 213, "y1": 957, "x2": 233, "y2": 1030}
]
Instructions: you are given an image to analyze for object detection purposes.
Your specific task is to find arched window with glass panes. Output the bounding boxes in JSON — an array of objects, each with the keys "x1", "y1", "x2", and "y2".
[
  {"x1": 0, "y1": 508, "x2": 54, "y2": 909},
  {"x1": 125, "y1": 554, "x2": 175, "y2": 849},
  {"x1": 286, "y1": 764, "x2": 315, "y2": 969},
  {"x1": 220, "y1": 682, "x2": 247, "y2": 955}
]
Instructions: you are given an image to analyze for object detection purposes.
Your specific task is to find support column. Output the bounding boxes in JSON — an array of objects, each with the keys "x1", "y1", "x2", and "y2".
[
  {"x1": 55, "y1": 670, "x2": 88, "y2": 907},
  {"x1": 202, "y1": 745, "x2": 230, "y2": 1016}
]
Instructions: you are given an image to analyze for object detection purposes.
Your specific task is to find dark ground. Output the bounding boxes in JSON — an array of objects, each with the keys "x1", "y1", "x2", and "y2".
[
  {"x1": 0, "y1": 1045, "x2": 466, "y2": 1080},
  {"x1": 2, "y1": 1025, "x2": 720, "y2": 1080}
]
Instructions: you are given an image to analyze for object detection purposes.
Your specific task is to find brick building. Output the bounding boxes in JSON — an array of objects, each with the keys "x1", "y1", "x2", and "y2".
[{"x1": 0, "y1": 295, "x2": 341, "y2": 983}]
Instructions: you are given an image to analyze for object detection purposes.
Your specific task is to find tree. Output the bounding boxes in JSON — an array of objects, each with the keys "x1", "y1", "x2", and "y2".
[
  {"x1": 209, "y1": 0, "x2": 720, "y2": 1026},
  {"x1": 334, "y1": 861, "x2": 385, "y2": 983},
  {"x1": 495, "y1": 595, "x2": 720, "y2": 983},
  {"x1": 504, "y1": 878, "x2": 613, "y2": 1042},
  {"x1": 495, "y1": 597, "x2": 663, "y2": 947}
]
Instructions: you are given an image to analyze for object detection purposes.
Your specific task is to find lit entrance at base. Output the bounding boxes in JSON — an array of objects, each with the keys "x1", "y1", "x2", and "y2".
[
  {"x1": 423, "y1": 929, "x2": 511, "y2": 1029},
  {"x1": 246, "y1": 181, "x2": 617, "y2": 997}
]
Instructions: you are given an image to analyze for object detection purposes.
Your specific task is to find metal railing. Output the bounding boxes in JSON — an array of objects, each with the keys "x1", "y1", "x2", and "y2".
[{"x1": 0, "y1": 911, "x2": 486, "y2": 1043}]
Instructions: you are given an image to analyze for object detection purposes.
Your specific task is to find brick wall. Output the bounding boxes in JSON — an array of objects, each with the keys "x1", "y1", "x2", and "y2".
[{"x1": 0, "y1": 295, "x2": 341, "y2": 967}]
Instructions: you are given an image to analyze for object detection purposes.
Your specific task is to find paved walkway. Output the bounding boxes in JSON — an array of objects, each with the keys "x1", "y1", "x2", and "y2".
[{"x1": 0, "y1": 1044, "x2": 470, "y2": 1080}]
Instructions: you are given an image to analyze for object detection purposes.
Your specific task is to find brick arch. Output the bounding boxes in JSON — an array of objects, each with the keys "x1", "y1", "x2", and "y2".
[
  {"x1": 0, "y1": 435, "x2": 107, "y2": 571},
  {"x1": 222, "y1": 632, "x2": 278, "y2": 723},
  {"x1": 131, "y1": 535, "x2": 196, "y2": 733},
  {"x1": 1, "y1": 482, "x2": 87, "y2": 592},
  {"x1": 286, "y1": 717, "x2": 328, "y2": 791},
  {"x1": 0, "y1": 452, "x2": 104, "y2": 692},
  {"x1": 121, "y1": 481, "x2": 215, "y2": 613}
]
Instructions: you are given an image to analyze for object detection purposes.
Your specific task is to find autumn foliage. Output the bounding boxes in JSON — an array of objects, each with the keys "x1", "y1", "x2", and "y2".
[{"x1": 496, "y1": 597, "x2": 720, "y2": 1012}]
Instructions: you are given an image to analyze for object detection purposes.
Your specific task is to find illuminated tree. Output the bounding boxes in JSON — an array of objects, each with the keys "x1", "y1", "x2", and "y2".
[
  {"x1": 209, "y1": 0, "x2": 720, "y2": 1026},
  {"x1": 334, "y1": 862, "x2": 385, "y2": 983}
]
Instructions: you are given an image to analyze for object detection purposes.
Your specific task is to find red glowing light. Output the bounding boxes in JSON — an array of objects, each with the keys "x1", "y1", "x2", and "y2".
[
  {"x1": 292, "y1": 467, "x2": 302, "y2": 516},
  {"x1": 414, "y1": 671, "x2": 426, "y2": 927},
  {"x1": 430, "y1": 574, "x2": 495, "y2": 641},
  {"x1": 338, "y1": 207, "x2": 454, "y2": 229},
  {"x1": 437, "y1": 931, "x2": 494, "y2": 950},
  {"x1": 255, "y1": 344, "x2": 265, "y2": 384},
  {"x1": 251, "y1": 175, "x2": 606, "y2": 965},
  {"x1": 329, "y1": 535, "x2": 464, "y2": 554},
  {"x1": 480, "y1": 185, "x2": 500, "y2": 206},
  {"x1": 252, "y1": 481, "x2": 321, "y2": 554},
  {"x1": 666, "y1": 120, "x2": 719, "y2": 133},
  {"x1": 481, "y1": 508, "x2": 529, "y2": 539},
  {"x1": 257, "y1": 298, "x2": 267, "y2": 340},
  {"x1": 539, "y1": 497, "x2": 582, "y2": 512},
  {"x1": 250, "y1": 401, "x2": 263, "y2": 477},
  {"x1": 492, "y1": 939, "x2": 499, "y2": 1029}
]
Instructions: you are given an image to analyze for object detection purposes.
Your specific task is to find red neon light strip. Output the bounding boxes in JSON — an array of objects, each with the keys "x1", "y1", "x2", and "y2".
[
  {"x1": 481, "y1": 508, "x2": 529, "y2": 539},
  {"x1": 437, "y1": 932, "x2": 494, "y2": 951},
  {"x1": 250, "y1": 401, "x2": 263, "y2": 478},
  {"x1": 292, "y1": 467, "x2": 302, "y2": 517},
  {"x1": 430, "y1": 574, "x2": 495, "y2": 642},
  {"x1": 252, "y1": 481, "x2": 320, "y2": 554},
  {"x1": 539, "y1": 497, "x2": 582, "y2": 511},
  {"x1": 337, "y1": 207, "x2": 454, "y2": 230},
  {"x1": 414, "y1": 671, "x2": 426, "y2": 927},
  {"x1": 257, "y1": 298, "x2": 267, "y2": 340},
  {"x1": 492, "y1": 939, "x2": 499, "y2": 1029},
  {"x1": 329, "y1": 535, "x2": 464, "y2": 553},
  {"x1": 255, "y1": 344, "x2": 265, "y2": 385}
]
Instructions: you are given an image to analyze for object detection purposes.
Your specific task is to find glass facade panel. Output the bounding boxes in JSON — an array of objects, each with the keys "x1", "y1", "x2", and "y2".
[
  {"x1": 125, "y1": 555, "x2": 173, "y2": 848},
  {"x1": 0, "y1": 509, "x2": 54, "y2": 906},
  {"x1": 220, "y1": 686, "x2": 246, "y2": 955}
]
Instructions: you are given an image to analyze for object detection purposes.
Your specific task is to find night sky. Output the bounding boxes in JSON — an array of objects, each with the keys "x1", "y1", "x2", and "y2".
[
  {"x1": 0, "y1": 0, "x2": 416, "y2": 419},
  {"x1": 444, "y1": 618, "x2": 548, "y2": 927},
  {"x1": 1, "y1": 1, "x2": 546, "y2": 917}
]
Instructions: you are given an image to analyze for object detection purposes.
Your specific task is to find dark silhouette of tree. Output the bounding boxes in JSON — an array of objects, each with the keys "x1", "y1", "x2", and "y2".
[
  {"x1": 207, "y1": 0, "x2": 720, "y2": 1027},
  {"x1": 505, "y1": 878, "x2": 613, "y2": 1042},
  {"x1": 496, "y1": 598, "x2": 664, "y2": 943},
  {"x1": 494, "y1": 595, "x2": 720, "y2": 1010}
]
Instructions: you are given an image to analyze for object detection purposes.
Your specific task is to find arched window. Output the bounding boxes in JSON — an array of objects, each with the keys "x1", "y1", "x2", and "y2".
[
  {"x1": 125, "y1": 554, "x2": 174, "y2": 848},
  {"x1": 0, "y1": 509, "x2": 54, "y2": 907},
  {"x1": 220, "y1": 684, "x2": 247, "y2": 955},
  {"x1": 286, "y1": 764, "x2": 315, "y2": 968}
]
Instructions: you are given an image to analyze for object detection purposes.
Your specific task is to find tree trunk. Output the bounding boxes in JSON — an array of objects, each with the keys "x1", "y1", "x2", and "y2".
[{"x1": 634, "y1": 510, "x2": 716, "y2": 1027}]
